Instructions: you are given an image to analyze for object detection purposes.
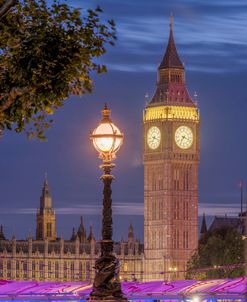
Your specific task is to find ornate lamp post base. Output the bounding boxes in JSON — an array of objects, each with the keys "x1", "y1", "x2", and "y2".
[{"x1": 89, "y1": 243, "x2": 127, "y2": 301}]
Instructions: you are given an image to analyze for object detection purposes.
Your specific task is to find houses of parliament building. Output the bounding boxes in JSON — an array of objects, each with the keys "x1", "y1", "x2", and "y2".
[
  {"x1": 0, "y1": 18, "x2": 201, "y2": 282},
  {"x1": 0, "y1": 178, "x2": 144, "y2": 282}
]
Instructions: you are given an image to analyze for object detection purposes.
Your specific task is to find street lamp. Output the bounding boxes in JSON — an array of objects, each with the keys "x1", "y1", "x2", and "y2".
[
  {"x1": 89, "y1": 104, "x2": 126, "y2": 301},
  {"x1": 168, "y1": 266, "x2": 177, "y2": 281}
]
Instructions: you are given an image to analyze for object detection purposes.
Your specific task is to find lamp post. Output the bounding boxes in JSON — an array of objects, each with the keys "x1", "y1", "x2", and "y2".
[{"x1": 89, "y1": 104, "x2": 126, "y2": 301}]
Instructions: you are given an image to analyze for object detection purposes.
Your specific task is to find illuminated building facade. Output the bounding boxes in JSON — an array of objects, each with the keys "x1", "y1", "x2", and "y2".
[
  {"x1": 143, "y1": 17, "x2": 200, "y2": 281},
  {"x1": 0, "y1": 180, "x2": 144, "y2": 282}
]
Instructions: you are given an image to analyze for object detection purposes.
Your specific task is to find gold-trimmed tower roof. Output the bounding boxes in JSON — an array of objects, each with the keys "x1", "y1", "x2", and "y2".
[{"x1": 149, "y1": 16, "x2": 196, "y2": 108}]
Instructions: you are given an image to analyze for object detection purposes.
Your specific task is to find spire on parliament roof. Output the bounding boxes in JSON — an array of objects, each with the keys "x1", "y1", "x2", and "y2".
[
  {"x1": 159, "y1": 14, "x2": 184, "y2": 70},
  {"x1": 39, "y1": 174, "x2": 53, "y2": 210},
  {"x1": 200, "y1": 213, "x2": 207, "y2": 235},
  {"x1": 128, "y1": 222, "x2": 134, "y2": 240},
  {"x1": 0, "y1": 225, "x2": 6, "y2": 240},
  {"x1": 70, "y1": 227, "x2": 76, "y2": 241},
  {"x1": 42, "y1": 173, "x2": 50, "y2": 197},
  {"x1": 87, "y1": 224, "x2": 95, "y2": 242},
  {"x1": 77, "y1": 216, "x2": 86, "y2": 243}
]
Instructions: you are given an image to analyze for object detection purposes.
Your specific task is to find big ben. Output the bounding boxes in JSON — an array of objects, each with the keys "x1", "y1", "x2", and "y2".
[{"x1": 143, "y1": 17, "x2": 200, "y2": 281}]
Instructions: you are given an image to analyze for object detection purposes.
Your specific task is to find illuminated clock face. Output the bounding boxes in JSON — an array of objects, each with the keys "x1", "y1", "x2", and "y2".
[
  {"x1": 175, "y1": 126, "x2": 193, "y2": 149},
  {"x1": 147, "y1": 126, "x2": 161, "y2": 150}
]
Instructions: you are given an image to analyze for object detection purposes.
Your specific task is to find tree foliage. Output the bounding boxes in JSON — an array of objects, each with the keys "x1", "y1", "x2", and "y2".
[
  {"x1": 0, "y1": 0, "x2": 116, "y2": 139},
  {"x1": 186, "y1": 227, "x2": 245, "y2": 280}
]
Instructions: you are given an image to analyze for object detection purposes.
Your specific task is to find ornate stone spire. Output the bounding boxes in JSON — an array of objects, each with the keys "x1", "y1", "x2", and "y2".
[
  {"x1": 40, "y1": 174, "x2": 52, "y2": 209},
  {"x1": 43, "y1": 173, "x2": 49, "y2": 193},
  {"x1": 159, "y1": 14, "x2": 183, "y2": 70},
  {"x1": 77, "y1": 216, "x2": 86, "y2": 243},
  {"x1": 70, "y1": 227, "x2": 76, "y2": 241},
  {"x1": 200, "y1": 213, "x2": 207, "y2": 235},
  {"x1": 0, "y1": 225, "x2": 6, "y2": 240},
  {"x1": 128, "y1": 223, "x2": 134, "y2": 241},
  {"x1": 87, "y1": 224, "x2": 95, "y2": 242}
]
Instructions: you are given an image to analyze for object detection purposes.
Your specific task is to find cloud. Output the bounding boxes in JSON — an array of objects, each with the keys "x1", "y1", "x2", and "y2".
[
  {"x1": 0, "y1": 202, "x2": 144, "y2": 216},
  {"x1": 199, "y1": 202, "x2": 242, "y2": 216},
  {"x1": 89, "y1": 0, "x2": 247, "y2": 74},
  {"x1": 1, "y1": 201, "x2": 242, "y2": 217},
  {"x1": 107, "y1": 63, "x2": 154, "y2": 73}
]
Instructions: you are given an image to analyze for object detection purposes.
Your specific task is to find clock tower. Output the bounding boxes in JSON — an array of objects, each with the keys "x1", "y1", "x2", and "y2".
[
  {"x1": 143, "y1": 17, "x2": 200, "y2": 281},
  {"x1": 36, "y1": 177, "x2": 56, "y2": 241}
]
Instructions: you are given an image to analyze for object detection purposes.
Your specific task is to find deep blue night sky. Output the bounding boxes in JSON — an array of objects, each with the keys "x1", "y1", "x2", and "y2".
[{"x1": 0, "y1": 0, "x2": 247, "y2": 241}]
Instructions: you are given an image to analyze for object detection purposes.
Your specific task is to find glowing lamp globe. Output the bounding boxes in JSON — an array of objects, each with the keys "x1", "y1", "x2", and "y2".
[{"x1": 91, "y1": 104, "x2": 124, "y2": 162}]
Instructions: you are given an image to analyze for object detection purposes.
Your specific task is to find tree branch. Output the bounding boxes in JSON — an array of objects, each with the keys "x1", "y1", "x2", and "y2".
[
  {"x1": 0, "y1": 0, "x2": 17, "y2": 19},
  {"x1": 0, "y1": 87, "x2": 30, "y2": 112}
]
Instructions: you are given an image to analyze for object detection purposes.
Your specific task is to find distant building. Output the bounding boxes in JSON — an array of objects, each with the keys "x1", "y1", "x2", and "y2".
[
  {"x1": 0, "y1": 179, "x2": 144, "y2": 282},
  {"x1": 199, "y1": 211, "x2": 247, "y2": 276},
  {"x1": 199, "y1": 211, "x2": 246, "y2": 240},
  {"x1": 208, "y1": 212, "x2": 246, "y2": 236}
]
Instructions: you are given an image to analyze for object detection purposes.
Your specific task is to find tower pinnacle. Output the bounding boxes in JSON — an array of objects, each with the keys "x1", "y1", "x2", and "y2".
[
  {"x1": 170, "y1": 13, "x2": 173, "y2": 30},
  {"x1": 44, "y1": 172, "x2": 48, "y2": 184},
  {"x1": 40, "y1": 176, "x2": 52, "y2": 209},
  {"x1": 159, "y1": 16, "x2": 183, "y2": 70}
]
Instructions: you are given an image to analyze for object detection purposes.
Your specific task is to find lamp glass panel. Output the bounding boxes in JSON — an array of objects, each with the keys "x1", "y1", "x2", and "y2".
[{"x1": 93, "y1": 123, "x2": 122, "y2": 153}]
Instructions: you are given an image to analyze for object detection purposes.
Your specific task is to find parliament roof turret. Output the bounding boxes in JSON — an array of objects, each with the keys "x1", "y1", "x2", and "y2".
[
  {"x1": 87, "y1": 225, "x2": 95, "y2": 242},
  {"x1": 77, "y1": 216, "x2": 86, "y2": 243},
  {"x1": 0, "y1": 225, "x2": 6, "y2": 241}
]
